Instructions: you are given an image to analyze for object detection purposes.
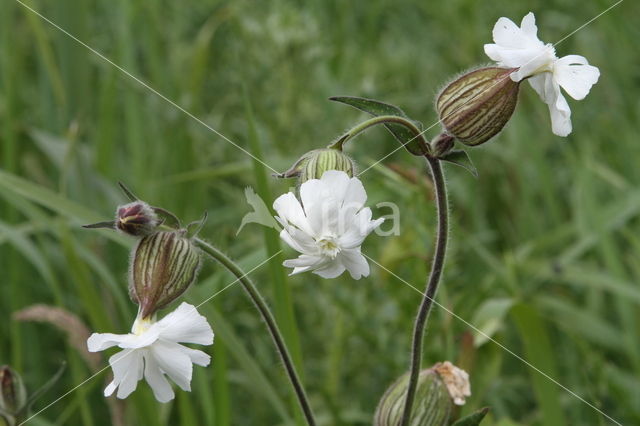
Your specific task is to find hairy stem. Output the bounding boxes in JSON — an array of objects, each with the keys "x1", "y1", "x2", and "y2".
[
  {"x1": 328, "y1": 115, "x2": 428, "y2": 150},
  {"x1": 400, "y1": 156, "x2": 449, "y2": 425},
  {"x1": 194, "y1": 238, "x2": 316, "y2": 426}
]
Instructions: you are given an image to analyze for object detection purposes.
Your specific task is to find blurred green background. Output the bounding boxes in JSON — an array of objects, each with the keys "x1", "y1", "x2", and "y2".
[{"x1": 1, "y1": 0, "x2": 638, "y2": 424}]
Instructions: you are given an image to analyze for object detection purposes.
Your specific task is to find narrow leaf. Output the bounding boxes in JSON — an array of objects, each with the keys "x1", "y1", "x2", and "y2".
[{"x1": 329, "y1": 96, "x2": 429, "y2": 156}]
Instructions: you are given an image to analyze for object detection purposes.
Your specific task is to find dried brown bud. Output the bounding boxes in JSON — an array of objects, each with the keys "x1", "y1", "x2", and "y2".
[
  {"x1": 436, "y1": 67, "x2": 520, "y2": 146},
  {"x1": 116, "y1": 201, "x2": 160, "y2": 237}
]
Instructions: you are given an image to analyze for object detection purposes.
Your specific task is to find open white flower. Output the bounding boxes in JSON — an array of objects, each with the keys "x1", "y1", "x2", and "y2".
[
  {"x1": 274, "y1": 170, "x2": 384, "y2": 279},
  {"x1": 484, "y1": 12, "x2": 600, "y2": 136},
  {"x1": 87, "y1": 303, "x2": 213, "y2": 403}
]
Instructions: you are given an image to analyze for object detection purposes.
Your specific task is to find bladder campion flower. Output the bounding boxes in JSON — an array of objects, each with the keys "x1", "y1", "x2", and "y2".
[
  {"x1": 484, "y1": 12, "x2": 600, "y2": 136},
  {"x1": 87, "y1": 303, "x2": 213, "y2": 403},
  {"x1": 274, "y1": 170, "x2": 383, "y2": 279}
]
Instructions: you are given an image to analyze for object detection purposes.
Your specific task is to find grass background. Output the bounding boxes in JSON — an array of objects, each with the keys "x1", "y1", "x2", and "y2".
[{"x1": 1, "y1": 0, "x2": 639, "y2": 424}]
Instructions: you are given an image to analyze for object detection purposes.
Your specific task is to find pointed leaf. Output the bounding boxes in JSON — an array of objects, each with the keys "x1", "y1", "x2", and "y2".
[
  {"x1": 330, "y1": 96, "x2": 429, "y2": 156},
  {"x1": 451, "y1": 407, "x2": 490, "y2": 426},
  {"x1": 25, "y1": 362, "x2": 66, "y2": 410},
  {"x1": 440, "y1": 150, "x2": 478, "y2": 178}
]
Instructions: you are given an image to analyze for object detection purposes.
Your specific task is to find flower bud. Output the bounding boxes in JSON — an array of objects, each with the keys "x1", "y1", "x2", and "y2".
[
  {"x1": 436, "y1": 67, "x2": 520, "y2": 146},
  {"x1": 374, "y1": 362, "x2": 471, "y2": 426},
  {"x1": 299, "y1": 148, "x2": 355, "y2": 183},
  {"x1": 130, "y1": 231, "x2": 201, "y2": 318},
  {"x1": 116, "y1": 201, "x2": 160, "y2": 237},
  {"x1": 0, "y1": 366, "x2": 27, "y2": 416}
]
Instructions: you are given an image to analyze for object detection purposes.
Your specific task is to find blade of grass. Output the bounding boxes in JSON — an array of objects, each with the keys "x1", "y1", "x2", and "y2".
[{"x1": 511, "y1": 303, "x2": 567, "y2": 425}]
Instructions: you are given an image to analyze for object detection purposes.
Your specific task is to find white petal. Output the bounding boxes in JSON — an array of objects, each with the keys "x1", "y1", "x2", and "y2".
[
  {"x1": 283, "y1": 254, "x2": 328, "y2": 275},
  {"x1": 143, "y1": 354, "x2": 175, "y2": 403},
  {"x1": 339, "y1": 209, "x2": 383, "y2": 249},
  {"x1": 509, "y1": 44, "x2": 556, "y2": 81},
  {"x1": 554, "y1": 55, "x2": 600, "y2": 100},
  {"x1": 520, "y1": 12, "x2": 538, "y2": 38},
  {"x1": 273, "y1": 192, "x2": 314, "y2": 236},
  {"x1": 315, "y1": 170, "x2": 351, "y2": 206},
  {"x1": 106, "y1": 349, "x2": 144, "y2": 399},
  {"x1": 116, "y1": 329, "x2": 160, "y2": 349},
  {"x1": 312, "y1": 259, "x2": 346, "y2": 279},
  {"x1": 147, "y1": 341, "x2": 194, "y2": 392},
  {"x1": 550, "y1": 90, "x2": 572, "y2": 137},
  {"x1": 87, "y1": 333, "x2": 128, "y2": 352},
  {"x1": 492, "y1": 14, "x2": 543, "y2": 49},
  {"x1": 339, "y1": 249, "x2": 370, "y2": 280},
  {"x1": 527, "y1": 73, "x2": 547, "y2": 100},
  {"x1": 529, "y1": 73, "x2": 572, "y2": 136},
  {"x1": 341, "y1": 176, "x2": 367, "y2": 209},
  {"x1": 181, "y1": 347, "x2": 211, "y2": 367},
  {"x1": 279, "y1": 227, "x2": 318, "y2": 255},
  {"x1": 153, "y1": 303, "x2": 214, "y2": 345}
]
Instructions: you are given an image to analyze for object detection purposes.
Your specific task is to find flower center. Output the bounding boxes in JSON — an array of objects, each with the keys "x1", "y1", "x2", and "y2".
[
  {"x1": 317, "y1": 236, "x2": 341, "y2": 259},
  {"x1": 132, "y1": 317, "x2": 153, "y2": 335}
]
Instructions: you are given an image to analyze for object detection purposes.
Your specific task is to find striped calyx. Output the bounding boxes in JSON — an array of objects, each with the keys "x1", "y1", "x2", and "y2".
[
  {"x1": 436, "y1": 67, "x2": 520, "y2": 146},
  {"x1": 300, "y1": 148, "x2": 355, "y2": 183},
  {"x1": 0, "y1": 366, "x2": 26, "y2": 416},
  {"x1": 130, "y1": 231, "x2": 201, "y2": 318},
  {"x1": 374, "y1": 367, "x2": 456, "y2": 426}
]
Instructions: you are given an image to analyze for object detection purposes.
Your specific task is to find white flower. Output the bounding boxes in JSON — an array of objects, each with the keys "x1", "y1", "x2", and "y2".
[
  {"x1": 87, "y1": 303, "x2": 214, "y2": 403},
  {"x1": 484, "y1": 12, "x2": 600, "y2": 136},
  {"x1": 434, "y1": 361, "x2": 471, "y2": 406},
  {"x1": 273, "y1": 170, "x2": 384, "y2": 279}
]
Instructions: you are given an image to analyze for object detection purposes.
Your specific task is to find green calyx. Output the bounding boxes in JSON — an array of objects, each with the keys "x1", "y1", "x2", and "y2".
[
  {"x1": 374, "y1": 368, "x2": 452, "y2": 426},
  {"x1": 130, "y1": 231, "x2": 201, "y2": 318},
  {"x1": 436, "y1": 67, "x2": 520, "y2": 146},
  {"x1": 0, "y1": 366, "x2": 26, "y2": 418},
  {"x1": 300, "y1": 148, "x2": 355, "y2": 182}
]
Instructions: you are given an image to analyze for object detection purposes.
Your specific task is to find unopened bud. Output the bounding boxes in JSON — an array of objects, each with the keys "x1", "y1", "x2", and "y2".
[
  {"x1": 374, "y1": 362, "x2": 471, "y2": 426},
  {"x1": 277, "y1": 148, "x2": 356, "y2": 184},
  {"x1": 0, "y1": 366, "x2": 27, "y2": 416},
  {"x1": 130, "y1": 231, "x2": 201, "y2": 318},
  {"x1": 436, "y1": 67, "x2": 520, "y2": 146},
  {"x1": 300, "y1": 148, "x2": 355, "y2": 183},
  {"x1": 116, "y1": 201, "x2": 160, "y2": 237}
]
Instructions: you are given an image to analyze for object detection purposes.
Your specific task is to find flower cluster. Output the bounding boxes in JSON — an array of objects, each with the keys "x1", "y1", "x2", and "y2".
[{"x1": 85, "y1": 196, "x2": 212, "y2": 403}]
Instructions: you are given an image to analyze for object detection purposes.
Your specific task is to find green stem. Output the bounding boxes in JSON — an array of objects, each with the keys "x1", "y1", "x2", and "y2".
[
  {"x1": 400, "y1": 156, "x2": 449, "y2": 425},
  {"x1": 193, "y1": 238, "x2": 316, "y2": 426},
  {"x1": 328, "y1": 115, "x2": 427, "y2": 150}
]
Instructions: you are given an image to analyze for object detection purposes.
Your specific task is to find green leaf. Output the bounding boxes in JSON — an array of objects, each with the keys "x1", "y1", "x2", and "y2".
[
  {"x1": 470, "y1": 298, "x2": 514, "y2": 347},
  {"x1": 329, "y1": 96, "x2": 429, "y2": 156},
  {"x1": 25, "y1": 362, "x2": 66, "y2": 411},
  {"x1": 511, "y1": 304, "x2": 567, "y2": 426},
  {"x1": 439, "y1": 150, "x2": 478, "y2": 178},
  {"x1": 451, "y1": 407, "x2": 490, "y2": 426}
]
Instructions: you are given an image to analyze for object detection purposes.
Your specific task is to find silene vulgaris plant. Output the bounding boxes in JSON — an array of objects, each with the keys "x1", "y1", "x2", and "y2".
[
  {"x1": 28, "y1": 10, "x2": 599, "y2": 426},
  {"x1": 255, "y1": 11, "x2": 598, "y2": 426}
]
